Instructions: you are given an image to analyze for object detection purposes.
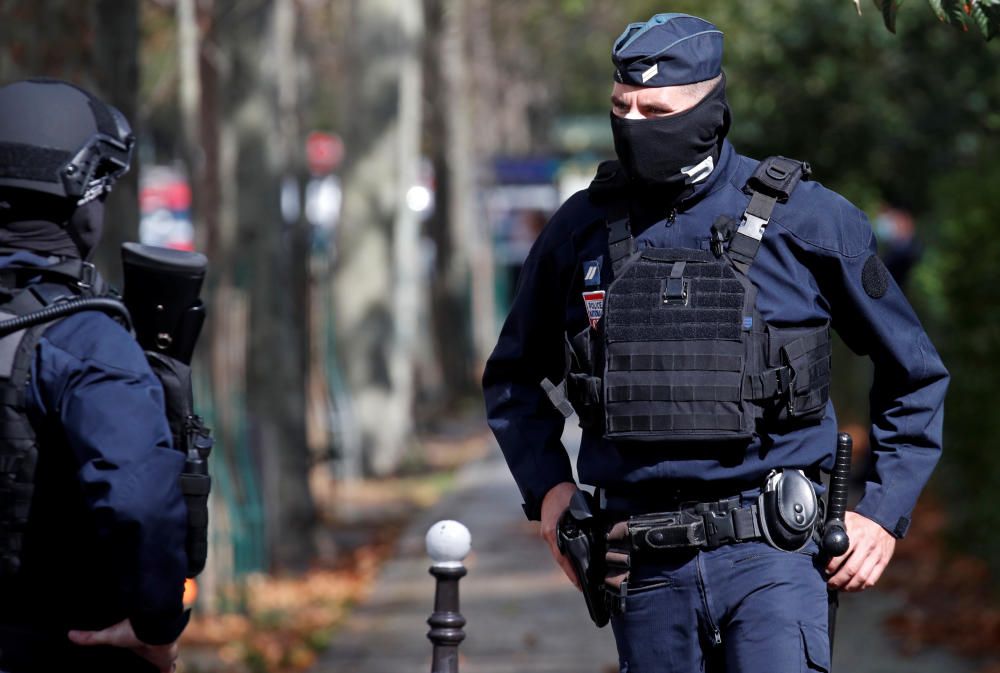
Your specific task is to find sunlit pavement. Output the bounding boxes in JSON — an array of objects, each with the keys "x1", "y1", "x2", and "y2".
[{"x1": 312, "y1": 424, "x2": 976, "y2": 673}]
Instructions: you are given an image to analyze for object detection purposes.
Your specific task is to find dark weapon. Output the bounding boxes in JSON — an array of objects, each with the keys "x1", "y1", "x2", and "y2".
[
  {"x1": 122, "y1": 243, "x2": 213, "y2": 577},
  {"x1": 557, "y1": 489, "x2": 611, "y2": 628},
  {"x1": 822, "y1": 432, "x2": 853, "y2": 666}
]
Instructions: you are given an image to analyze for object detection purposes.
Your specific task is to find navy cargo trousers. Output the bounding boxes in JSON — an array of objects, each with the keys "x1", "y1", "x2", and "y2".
[{"x1": 610, "y1": 539, "x2": 830, "y2": 673}]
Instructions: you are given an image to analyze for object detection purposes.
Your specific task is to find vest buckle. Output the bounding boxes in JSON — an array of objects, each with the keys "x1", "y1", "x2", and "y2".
[
  {"x1": 662, "y1": 277, "x2": 689, "y2": 305},
  {"x1": 77, "y1": 262, "x2": 96, "y2": 291}
]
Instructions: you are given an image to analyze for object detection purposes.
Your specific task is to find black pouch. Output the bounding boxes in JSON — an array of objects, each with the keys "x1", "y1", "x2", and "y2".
[
  {"x1": 767, "y1": 323, "x2": 831, "y2": 421},
  {"x1": 566, "y1": 326, "x2": 604, "y2": 430},
  {"x1": 147, "y1": 351, "x2": 212, "y2": 578},
  {"x1": 756, "y1": 469, "x2": 819, "y2": 552}
]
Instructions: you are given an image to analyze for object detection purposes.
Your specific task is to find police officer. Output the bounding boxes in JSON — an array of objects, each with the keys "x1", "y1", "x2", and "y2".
[
  {"x1": 483, "y1": 13, "x2": 949, "y2": 673},
  {"x1": 0, "y1": 79, "x2": 188, "y2": 672}
]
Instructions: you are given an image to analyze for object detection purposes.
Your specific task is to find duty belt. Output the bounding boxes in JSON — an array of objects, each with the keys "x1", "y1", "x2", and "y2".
[
  {"x1": 612, "y1": 496, "x2": 763, "y2": 553},
  {"x1": 602, "y1": 497, "x2": 766, "y2": 616}
]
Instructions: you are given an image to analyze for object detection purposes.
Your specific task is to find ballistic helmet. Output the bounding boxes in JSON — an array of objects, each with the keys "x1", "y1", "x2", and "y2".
[{"x1": 0, "y1": 79, "x2": 134, "y2": 206}]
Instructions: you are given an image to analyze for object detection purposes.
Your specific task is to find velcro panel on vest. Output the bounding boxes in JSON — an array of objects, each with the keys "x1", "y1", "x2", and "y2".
[
  {"x1": 606, "y1": 252, "x2": 744, "y2": 343},
  {"x1": 603, "y1": 250, "x2": 750, "y2": 442}
]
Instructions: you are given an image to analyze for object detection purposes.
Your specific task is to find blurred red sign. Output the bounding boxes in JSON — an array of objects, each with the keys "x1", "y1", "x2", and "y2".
[{"x1": 306, "y1": 131, "x2": 344, "y2": 175}]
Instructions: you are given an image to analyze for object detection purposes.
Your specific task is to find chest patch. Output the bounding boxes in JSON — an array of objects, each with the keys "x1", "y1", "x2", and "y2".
[
  {"x1": 582, "y1": 290, "x2": 605, "y2": 329},
  {"x1": 582, "y1": 257, "x2": 603, "y2": 288}
]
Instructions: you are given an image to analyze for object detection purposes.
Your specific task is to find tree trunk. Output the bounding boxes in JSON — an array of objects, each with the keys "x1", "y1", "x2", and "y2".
[
  {"x1": 92, "y1": 0, "x2": 140, "y2": 285},
  {"x1": 333, "y1": 0, "x2": 423, "y2": 476},
  {"x1": 218, "y1": 0, "x2": 315, "y2": 570},
  {"x1": 463, "y1": 0, "x2": 498, "y2": 368},
  {"x1": 422, "y1": 0, "x2": 480, "y2": 412}
]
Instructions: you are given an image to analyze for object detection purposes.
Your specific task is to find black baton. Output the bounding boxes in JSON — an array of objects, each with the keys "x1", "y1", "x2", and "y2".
[{"x1": 822, "y1": 432, "x2": 853, "y2": 666}]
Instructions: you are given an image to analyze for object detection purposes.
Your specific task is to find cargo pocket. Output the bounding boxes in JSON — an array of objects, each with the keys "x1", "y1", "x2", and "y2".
[
  {"x1": 799, "y1": 622, "x2": 830, "y2": 673},
  {"x1": 768, "y1": 323, "x2": 831, "y2": 421}
]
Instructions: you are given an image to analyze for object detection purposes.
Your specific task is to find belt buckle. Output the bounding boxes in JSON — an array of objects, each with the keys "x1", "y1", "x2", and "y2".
[{"x1": 702, "y1": 510, "x2": 736, "y2": 548}]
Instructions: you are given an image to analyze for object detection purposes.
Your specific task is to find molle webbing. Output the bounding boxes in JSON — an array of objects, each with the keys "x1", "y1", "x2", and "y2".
[
  {"x1": 607, "y1": 413, "x2": 742, "y2": 433},
  {"x1": 608, "y1": 352, "x2": 742, "y2": 373},
  {"x1": 782, "y1": 326, "x2": 831, "y2": 415}
]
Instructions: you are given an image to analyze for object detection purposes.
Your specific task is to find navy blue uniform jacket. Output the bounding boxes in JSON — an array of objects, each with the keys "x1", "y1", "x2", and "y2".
[
  {"x1": 483, "y1": 141, "x2": 949, "y2": 537},
  {"x1": 0, "y1": 252, "x2": 188, "y2": 668}
]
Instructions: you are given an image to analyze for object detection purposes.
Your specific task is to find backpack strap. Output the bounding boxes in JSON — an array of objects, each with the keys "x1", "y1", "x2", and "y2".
[
  {"x1": 0, "y1": 260, "x2": 107, "y2": 298},
  {"x1": 728, "y1": 156, "x2": 811, "y2": 275},
  {"x1": 0, "y1": 288, "x2": 51, "y2": 576}
]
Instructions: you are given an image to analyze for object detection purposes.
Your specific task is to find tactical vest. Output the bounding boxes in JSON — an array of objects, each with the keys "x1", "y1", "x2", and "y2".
[
  {"x1": 0, "y1": 261, "x2": 211, "y2": 578},
  {"x1": 543, "y1": 157, "x2": 832, "y2": 445}
]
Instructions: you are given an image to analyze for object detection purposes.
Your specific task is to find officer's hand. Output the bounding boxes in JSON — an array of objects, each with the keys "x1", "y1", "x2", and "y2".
[
  {"x1": 540, "y1": 481, "x2": 582, "y2": 591},
  {"x1": 69, "y1": 619, "x2": 179, "y2": 673},
  {"x1": 825, "y1": 511, "x2": 897, "y2": 592}
]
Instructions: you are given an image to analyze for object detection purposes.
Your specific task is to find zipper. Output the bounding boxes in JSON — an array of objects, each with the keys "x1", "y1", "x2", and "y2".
[
  {"x1": 695, "y1": 553, "x2": 723, "y2": 648},
  {"x1": 665, "y1": 208, "x2": 677, "y2": 227}
]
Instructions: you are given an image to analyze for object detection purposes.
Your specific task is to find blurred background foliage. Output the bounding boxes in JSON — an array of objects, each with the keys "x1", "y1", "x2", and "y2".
[{"x1": 1, "y1": 0, "x2": 998, "y2": 621}]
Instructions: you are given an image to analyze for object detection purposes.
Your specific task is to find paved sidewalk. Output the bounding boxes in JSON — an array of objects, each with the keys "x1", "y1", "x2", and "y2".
[
  {"x1": 314, "y1": 436, "x2": 976, "y2": 673},
  {"x1": 315, "y1": 442, "x2": 619, "y2": 673}
]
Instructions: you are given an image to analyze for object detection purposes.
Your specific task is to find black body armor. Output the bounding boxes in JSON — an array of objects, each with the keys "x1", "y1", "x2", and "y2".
[
  {"x1": 0, "y1": 262, "x2": 126, "y2": 574},
  {"x1": 544, "y1": 157, "x2": 832, "y2": 445}
]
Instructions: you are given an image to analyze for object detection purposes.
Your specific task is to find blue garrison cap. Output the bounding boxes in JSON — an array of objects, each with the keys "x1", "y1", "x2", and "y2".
[{"x1": 612, "y1": 13, "x2": 723, "y2": 87}]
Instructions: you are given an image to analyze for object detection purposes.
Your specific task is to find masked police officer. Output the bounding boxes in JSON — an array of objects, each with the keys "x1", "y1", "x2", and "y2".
[
  {"x1": 483, "y1": 13, "x2": 949, "y2": 673},
  {"x1": 0, "y1": 79, "x2": 188, "y2": 672}
]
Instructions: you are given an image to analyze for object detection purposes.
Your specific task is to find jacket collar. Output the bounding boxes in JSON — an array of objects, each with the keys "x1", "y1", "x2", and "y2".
[{"x1": 677, "y1": 139, "x2": 738, "y2": 211}]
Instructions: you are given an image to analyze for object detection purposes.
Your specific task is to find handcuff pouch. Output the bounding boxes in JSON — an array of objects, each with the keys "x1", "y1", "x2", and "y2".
[{"x1": 756, "y1": 468, "x2": 818, "y2": 552}]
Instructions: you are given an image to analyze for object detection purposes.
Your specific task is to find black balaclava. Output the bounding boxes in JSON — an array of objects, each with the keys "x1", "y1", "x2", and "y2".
[
  {"x1": 0, "y1": 188, "x2": 102, "y2": 260},
  {"x1": 610, "y1": 74, "x2": 731, "y2": 197}
]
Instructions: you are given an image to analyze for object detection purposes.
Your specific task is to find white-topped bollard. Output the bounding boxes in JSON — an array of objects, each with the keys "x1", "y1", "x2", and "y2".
[
  {"x1": 426, "y1": 519, "x2": 472, "y2": 567},
  {"x1": 426, "y1": 520, "x2": 470, "y2": 673}
]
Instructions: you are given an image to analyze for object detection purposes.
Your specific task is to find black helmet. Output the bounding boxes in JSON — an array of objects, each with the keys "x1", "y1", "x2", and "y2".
[{"x1": 0, "y1": 79, "x2": 134, "y2": 206}]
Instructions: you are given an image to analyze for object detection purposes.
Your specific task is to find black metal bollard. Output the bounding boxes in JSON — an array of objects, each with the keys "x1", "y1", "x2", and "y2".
[{"x1": 426, "y1": 520, "x2": 470, "y2": 673}]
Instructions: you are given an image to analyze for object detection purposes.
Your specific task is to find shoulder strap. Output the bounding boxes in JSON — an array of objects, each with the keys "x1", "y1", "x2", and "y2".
[
  {"x1": 0, "y1": 289, "x2": 52, "y2": 390},
  {"x1": 0, "y1": 319, "x2": 47, "y2": 576},
  {"x1": 0, "y1": 265, "x2": 129, "y2": 340},
  {"x1": 587, "y1": 161, "x2": 635, "y2": 277},
  {"x1": 1, "y1": 260, "x2": 106, "y2": 297},
  {"x1": 606, "y1": 199, "x2": 634, "y2": 278},
  {"x1": 728, "y1": 156, "x2": 811, "y2": 275}
]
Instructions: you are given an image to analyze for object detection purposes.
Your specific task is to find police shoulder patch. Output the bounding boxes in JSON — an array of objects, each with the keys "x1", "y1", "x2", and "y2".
[{"x1": 862, "y1": 254, "x2": 889, "y2": 299}]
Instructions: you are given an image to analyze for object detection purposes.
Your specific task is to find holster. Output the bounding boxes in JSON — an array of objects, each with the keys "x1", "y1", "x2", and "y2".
[{"x1": 556, "y1": 489, "x2": 611, "y2": 628}]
